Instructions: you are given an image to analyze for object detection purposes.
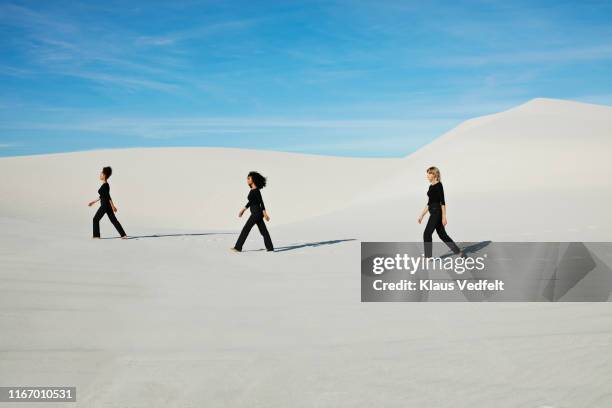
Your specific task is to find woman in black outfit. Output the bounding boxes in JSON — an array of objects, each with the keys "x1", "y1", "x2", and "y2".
[
  {"x1": 418, "y1": 166, "x2": 462, "y2": 258},
  {"x1": 88, "y1": 166, "x2": 127, "y2": 239},
  {"x1": 232, "y1": 171, "x2": 274, "y2": 252}
]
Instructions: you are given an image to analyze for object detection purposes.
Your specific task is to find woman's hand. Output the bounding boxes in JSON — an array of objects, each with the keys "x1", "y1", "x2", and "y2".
[
  {"x1": 87, "y1": 201, "x2": 96, "y2": 207},
  {"x1": 442, "y1": 217, "x2": 447, "y2": 226},
  {"x1": 417, "y1": 215, "x2": 423, "y2": 224},
  {"x1": 112, "y1": 206, "x2": 118, "y2": 213},
  {"x1": 264, "y1": 214, "x2": 270, "y2": 222},
  {"x1": 238, "y1": 208, "x2": 246, "y2": 218}
]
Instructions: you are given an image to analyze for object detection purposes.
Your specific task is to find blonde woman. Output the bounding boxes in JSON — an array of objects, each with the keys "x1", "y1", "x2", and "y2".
[{"x1": 417, "y1": 167, "x2": 463, "y2": 258}]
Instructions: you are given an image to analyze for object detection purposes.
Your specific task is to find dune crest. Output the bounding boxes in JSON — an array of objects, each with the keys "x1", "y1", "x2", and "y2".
[{"x1": 0, "y1": 98, "x2": 610, "y2": 237}]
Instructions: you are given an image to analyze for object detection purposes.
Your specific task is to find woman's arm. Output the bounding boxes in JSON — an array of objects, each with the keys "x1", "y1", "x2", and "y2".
[
  {"x1": 439, "y1": 184, "x2": 448, "y2": 225},
  {"x1": 257, "y1": 190, "x2": 270, "y2": 221},
  {"x1": 240, "y1": 193, "x2": 251, "y2": 217},
  {"x1": 441, "y1": 205, "x2": 448, "y2": 226},
  {"x1": 417, "y1": 205, "x2": 428, "y2": 224},
  {"x1": 88, "y1": 198, "x2": 100, "y2": 207},
  {"x1": 110, "y1": 199, "x2": 118, "y2": 212}
]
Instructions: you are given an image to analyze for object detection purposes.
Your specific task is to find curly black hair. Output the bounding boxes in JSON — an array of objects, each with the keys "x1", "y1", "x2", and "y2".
[
  {"x1": 102, "y1": 166, "x2": 113, "y2": 179},
  {"x1": 248, "y1": 171, "x2": 267, "y2": 188}
]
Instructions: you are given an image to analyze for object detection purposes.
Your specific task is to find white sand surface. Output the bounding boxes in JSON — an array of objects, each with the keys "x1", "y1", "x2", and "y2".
[{"x1": 1, "y1": 98, "x2": 611, "y2": 407}]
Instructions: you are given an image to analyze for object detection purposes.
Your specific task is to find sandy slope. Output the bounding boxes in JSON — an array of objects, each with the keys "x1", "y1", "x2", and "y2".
[
  {"x1": 1, "y1": 98, "x2": 612, "y2": 407},
  {"x1": 0, "y1": 98, "x2": 609, "y2": 238},
  {"x1": 0, "y1": 147, "x2": 402, "y2": 231},
  {"x1": 287, "y1": 98, "x2": 612, "y2": 243}
]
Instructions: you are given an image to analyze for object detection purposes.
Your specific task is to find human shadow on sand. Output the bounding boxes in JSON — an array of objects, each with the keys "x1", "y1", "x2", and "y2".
[
  {"x1": 439, "y1": 240, "x2": 492, "y2": 258},
  {"x1": 240, "y1": 239, "x2": 356, "y2": 252},
  {"x1": 100, "y1": 232, "x2": 234, "y2": 240},
  {"x1": 272, "y1": 239, "x2": 357, "y2": 252}
]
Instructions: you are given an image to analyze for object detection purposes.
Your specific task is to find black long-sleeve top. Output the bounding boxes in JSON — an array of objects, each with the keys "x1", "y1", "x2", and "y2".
[
  {"x1": 427, "y1": 182, "x2": 446, "y2": 206},
  {"x1": 245, "y1": 188, "x2": 265, "y2": 211},
  {"x1": 98, "y1": 182, "x2": 112, "y2": 206}
]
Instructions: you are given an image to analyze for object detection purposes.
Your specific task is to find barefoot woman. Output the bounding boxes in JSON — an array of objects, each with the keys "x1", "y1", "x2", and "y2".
[
  {"x1": 232, "y1": 171, "x2": 274, "y2": 252},
  {"x1": 418, "y1": 166, "x2": 462, "y2": 258},
  {"x1": 88, "y1": 166, "x2": 127, "y2": 239}
]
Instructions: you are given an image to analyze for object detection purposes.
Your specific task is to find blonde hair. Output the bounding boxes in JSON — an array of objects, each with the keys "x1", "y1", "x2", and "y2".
[{"x1": 427, "y1": 166, "x2": 441, "y2": 181}]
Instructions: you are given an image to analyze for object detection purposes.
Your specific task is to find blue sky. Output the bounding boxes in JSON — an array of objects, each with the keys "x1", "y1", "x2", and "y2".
[{"x1": 1, "y1": 0, "x2": 612, "y2": 157}]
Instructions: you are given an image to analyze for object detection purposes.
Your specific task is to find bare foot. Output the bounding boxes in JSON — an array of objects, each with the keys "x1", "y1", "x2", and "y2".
[
  {"x1": 230, "y1": 247, "x2": 240, "y2": 252},
  {"x1": 92, "y1": 237, "x2": 100, "y2": 239},
  {"x1": 121, "y1": 236, "x2": 129, "y2": 240}
]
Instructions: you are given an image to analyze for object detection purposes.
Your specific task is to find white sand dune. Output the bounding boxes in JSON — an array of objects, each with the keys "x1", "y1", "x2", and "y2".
[
  {"x1": 1, "y1": 98, "x2": 611, "y2": 407},
  {"x1": 1, "y1": 97, "x2": 609, "y2": 238},
  {"x1": 0, "y1": 147, "x2": 403, "y2": 231},
  {"x1": 290, "y1": 98, "x2": 612, "y2": 243}
]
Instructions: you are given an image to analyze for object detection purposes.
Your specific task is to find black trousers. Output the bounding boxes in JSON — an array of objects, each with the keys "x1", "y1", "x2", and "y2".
[
  {"x1": 93, "y1": 205, "x2": 126, "y2": 238},
  {"x1": 423, "y1": 206, "x2": 460, "y2": 257},
  {"x1": 234, "y1": 213, "x2": 273, "y2": 251}
]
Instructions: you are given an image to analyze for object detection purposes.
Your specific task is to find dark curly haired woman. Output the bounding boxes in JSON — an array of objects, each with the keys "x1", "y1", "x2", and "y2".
[{"x1": 232, "y1": 171, "x2": 274, "y2": 252}]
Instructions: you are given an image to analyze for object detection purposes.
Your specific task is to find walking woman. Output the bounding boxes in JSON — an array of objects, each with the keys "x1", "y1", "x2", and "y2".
[
  {"x1": 232, "y1": 171, "x2": 274, "y2": 252},
  {"x1": 88, "y1": 166, "x2": 127, "y2": 239},
  {"x1": 417, "y1": 167, "x2": 463, "y2": 258}
]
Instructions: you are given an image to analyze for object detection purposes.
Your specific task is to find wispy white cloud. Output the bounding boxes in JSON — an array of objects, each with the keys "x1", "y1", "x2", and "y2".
[
  {"x1": 135, "y1": 18, "x2": 260, "y2": 47},
  {"x1": 0, "y1": 64, "x2": 34, "y2": 77},
  {"x1": 0, "y1": 3, "x2": 209, "y2": 92},
  {"x1": 58, "y1": 71, "x2": 180, "y2": 93},
  {"x1": 426, "y1": 45, "x2": 612, "y2": 67},
  {"x1": 0, "y1": 3, "x2": 75, "y2": 34},
  {"x1": 0, "y1": 115, "x2": 454, "y2": 140},
  {"x1": 274, "y1": 136, "x2": 425, "y2": 154}
]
